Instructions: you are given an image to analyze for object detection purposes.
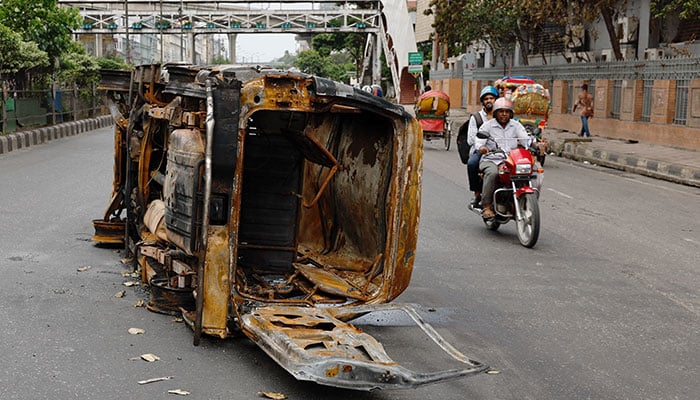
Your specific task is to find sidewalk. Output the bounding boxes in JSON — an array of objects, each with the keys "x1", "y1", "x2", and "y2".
[{"x1": 446, "y1": 107, "x2": 700, "y2": 188}]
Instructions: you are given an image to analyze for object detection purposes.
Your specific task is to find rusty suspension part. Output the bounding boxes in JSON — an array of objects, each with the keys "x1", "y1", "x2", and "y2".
[{"x1": 193, "y1": 78, "x2": 215, "y2": 346}]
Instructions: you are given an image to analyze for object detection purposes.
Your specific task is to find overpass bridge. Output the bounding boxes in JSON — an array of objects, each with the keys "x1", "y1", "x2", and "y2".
[{"x1": 59, "y1": 0, "x2": 419, "y2": 101}]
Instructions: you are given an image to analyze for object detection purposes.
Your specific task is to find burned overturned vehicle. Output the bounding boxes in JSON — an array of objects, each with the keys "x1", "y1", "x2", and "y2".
[{"x1": 93, "y1": 63, "x2": 487, "y2": 390}]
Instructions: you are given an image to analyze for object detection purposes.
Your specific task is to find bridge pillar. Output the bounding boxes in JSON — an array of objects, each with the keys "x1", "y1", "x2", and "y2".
[
  {"x1": 189, "y1": 32, "x2": 196, "y2": 63},
  {"x1": 373, "y1": 33, "x2": 381, "y2": 85},
  {"x1": 229, "y1": 34, "x2": 237, "y2": 63}
]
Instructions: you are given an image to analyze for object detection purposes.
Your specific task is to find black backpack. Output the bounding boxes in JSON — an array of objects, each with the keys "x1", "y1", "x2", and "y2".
[{"x1": 456, "y1": 113, "x2": 483, "y2": 164}]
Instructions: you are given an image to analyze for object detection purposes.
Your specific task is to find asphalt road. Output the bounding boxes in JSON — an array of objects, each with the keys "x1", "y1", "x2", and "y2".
[{"x1": 0, "y1": 127, "x2": 698, "y2": 399}]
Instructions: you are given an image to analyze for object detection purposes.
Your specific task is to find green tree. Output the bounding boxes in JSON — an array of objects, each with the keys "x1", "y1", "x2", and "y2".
[
  {"x1": 427, "y1": 0, "x2": 524, "y2": 65},
  {"x1": 311, "y1": 32, "x2": 366, "y2": 76},
  {"x1": 211, "y1": 55, "x2": 230, "y2": 65},
  {"x1": 0, "y1": 0, "x2": 81, "y2": 63},
  {"x1": 58, "y1": 44, "x2": 100, "y2": 87},
  {"x1": 294, "y1": 49, "x2": 327, "y2": 76},
  {"x1": 293, "y1": 49, "x2": 353, "y2": 82},
  {"x1": 96, "y1": 55, "x2": 131, "y2": 71},
  {"x1": 652, "y1": 0, "x2": 700, "y2": 19},
  {"x1": 0, "y1": 24, "x2": 49, "y2": 75},
  {"x1": 429, "y1": 0, "x2": 645, "y2": 63}
]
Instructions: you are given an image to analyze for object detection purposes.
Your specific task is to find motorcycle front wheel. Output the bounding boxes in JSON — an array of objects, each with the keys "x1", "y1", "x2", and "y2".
[{"x1": 516, "y1": 193, "x2": 540, "y2": 248}]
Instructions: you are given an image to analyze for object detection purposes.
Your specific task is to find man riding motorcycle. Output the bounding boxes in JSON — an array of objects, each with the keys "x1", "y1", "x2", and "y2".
[
  {"x1": 475, "y1": 97, "x2": 530, "y2": 219},
  {"x1": 464, "y1": 85, "x2": 499, "y2": 207}
]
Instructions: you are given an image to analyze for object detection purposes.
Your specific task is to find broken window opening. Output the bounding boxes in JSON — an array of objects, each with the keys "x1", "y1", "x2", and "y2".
[{"x1": 234, "y1": 109, "x2": 394, "y2": 305}]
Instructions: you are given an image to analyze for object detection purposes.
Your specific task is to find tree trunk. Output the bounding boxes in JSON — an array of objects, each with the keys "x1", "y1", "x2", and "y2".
[
  {"x1": 517, "y1": 34, "x2": 530, "y2": 66},
  {"x1": 601, "y1": 8, "x2": 622, "y2": 60}
]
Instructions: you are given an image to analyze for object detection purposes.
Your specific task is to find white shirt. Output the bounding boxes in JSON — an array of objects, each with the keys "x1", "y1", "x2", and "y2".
[
  {"x1": 474, "y1": 118, "x2": 530, "y2": 165},
  {"x1": 467, "y1": 109, "x2": 489, "y2": 154}
]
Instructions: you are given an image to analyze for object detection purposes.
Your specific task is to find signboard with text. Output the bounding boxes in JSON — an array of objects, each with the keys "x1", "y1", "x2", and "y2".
[{"x1": 408, "y1": 52, "x2": 423, "y2": 74}]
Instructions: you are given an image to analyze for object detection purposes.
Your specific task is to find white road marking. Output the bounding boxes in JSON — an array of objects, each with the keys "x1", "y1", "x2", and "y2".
[{"x1": 547, "y1": 188, "x2": 573, "y2": 199}]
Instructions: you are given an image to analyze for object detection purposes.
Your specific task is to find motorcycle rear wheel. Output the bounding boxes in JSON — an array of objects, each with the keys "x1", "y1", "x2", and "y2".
[{"x1": 516, "y1": 193, "x2": 540, "y2": 248}]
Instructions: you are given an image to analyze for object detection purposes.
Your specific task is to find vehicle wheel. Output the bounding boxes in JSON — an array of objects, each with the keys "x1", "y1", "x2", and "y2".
[
  {"x1": 516, "y1": 193, "x2": 540, "y2": 248},
  {"x1": 444, "y1": 122, "x2": 451, "y2": 151}
]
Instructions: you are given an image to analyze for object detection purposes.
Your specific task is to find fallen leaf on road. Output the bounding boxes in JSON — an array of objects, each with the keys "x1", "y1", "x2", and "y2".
[
  {"x1": 77, "y1": 266, "x2": 92, "y2": 272},
  {"x1": 141, "y1": 353, "x2": 160, "y2": 362},
  {"x1": 138, "y1": 376, "x2": 173, "y2": 385},
  {"x1": 121, "y1": 257, "x2": 134, "y2": 264},
  {"x1": 134, "y1": 299, "x2": 146, "y2": 307},
  {"x1": 486, "y1": 369, "x2": 501, "y2": 375},
  {"x1": 128, "y1": 328, "x2": 145, "y2": 335},
  {"x1": 167, "y1": 389, "x2": 190, "y2": 395},
  {"x1": 123, "y1": 281, "x2": 140, "y2": 287},
  {"x1": 172, "y1": 317, "x2": 184, "y2": 323},
  {"x1": 115, "y1": 290, "x2": 126, "y2": 298},
  {"x1": 257, "y1": 391, "x2": 287, "y2": 400}
]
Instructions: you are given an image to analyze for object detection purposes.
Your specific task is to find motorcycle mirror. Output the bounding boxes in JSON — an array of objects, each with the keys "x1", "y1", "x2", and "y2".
[
  {"x1": 532, "y1": 127, "x2": 542, "y2": 136},
  {"x1": 476, "y1": 131, "x2": 491, "y2": 140}
]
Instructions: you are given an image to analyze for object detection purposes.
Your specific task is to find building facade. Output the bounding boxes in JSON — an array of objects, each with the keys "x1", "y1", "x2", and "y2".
[{"x1": 415, "y1": 0, "x2": 700, "y2": 150}]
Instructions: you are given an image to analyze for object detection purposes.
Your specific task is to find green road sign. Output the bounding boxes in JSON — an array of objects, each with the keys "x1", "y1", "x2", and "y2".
[{"x1": 408, "y1": 52, "x2": 423, "y2": 73}]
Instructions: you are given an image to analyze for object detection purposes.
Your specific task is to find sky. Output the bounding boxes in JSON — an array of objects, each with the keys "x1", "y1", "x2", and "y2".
[{"x1": 235, "y1": 34, "x2": 298, "y2": 63}]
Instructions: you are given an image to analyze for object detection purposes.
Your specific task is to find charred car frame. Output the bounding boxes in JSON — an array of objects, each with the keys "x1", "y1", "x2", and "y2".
[{"x1": 93, "y1": 63, "x2": 486, "y2": 390}]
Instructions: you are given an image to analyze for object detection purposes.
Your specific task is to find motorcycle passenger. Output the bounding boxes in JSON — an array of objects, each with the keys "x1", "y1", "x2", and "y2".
[
  {"x1": 475, "y1": 98, "x2": 530, "y2": 219},
  {"x1": 465, "y1": 85, "x2": 498, "y2": 207}
]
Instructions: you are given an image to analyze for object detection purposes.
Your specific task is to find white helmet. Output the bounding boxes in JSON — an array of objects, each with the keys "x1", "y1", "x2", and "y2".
[{"x1": 493, "y1": 98, "x2": 513, "y2": 114}]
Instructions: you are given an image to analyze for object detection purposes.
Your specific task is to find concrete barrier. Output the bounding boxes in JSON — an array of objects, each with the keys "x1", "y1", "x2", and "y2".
[{"x1": 0, "y1": 116, "x2": 113, "y2": 155}]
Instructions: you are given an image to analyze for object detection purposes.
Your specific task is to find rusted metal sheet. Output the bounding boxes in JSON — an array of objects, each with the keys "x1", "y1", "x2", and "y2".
[
  {"x1": 93, "y1": 63, "x2": 485, "y2": 390},
  {"x1": 241, "y1": 304, "x2": 487, "y2": 390}
]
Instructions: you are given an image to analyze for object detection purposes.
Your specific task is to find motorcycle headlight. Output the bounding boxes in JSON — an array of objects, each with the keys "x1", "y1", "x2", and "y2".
[{"x1": 515, "y1": 163, "x2": 532, "y2": 175}]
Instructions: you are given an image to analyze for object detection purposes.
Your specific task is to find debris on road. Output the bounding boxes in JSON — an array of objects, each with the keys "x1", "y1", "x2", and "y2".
[
  {"x1": 140, "y1": 353, "x2": 160, "y2": 362},
  {"x1": 167, "y1": 389, "x2": 190, "y2": 395},
  {"x1": 258, "y1": 391, "x2": 287, "y2": 400},
  {"x1": 138, "y1": 376, "x2": 173, "y2": 385}
]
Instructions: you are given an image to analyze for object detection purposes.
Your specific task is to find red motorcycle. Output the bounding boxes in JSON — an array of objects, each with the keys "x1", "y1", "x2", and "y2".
[{"x1": 469, "y1": 130, "x2": 543, "y2": 248}]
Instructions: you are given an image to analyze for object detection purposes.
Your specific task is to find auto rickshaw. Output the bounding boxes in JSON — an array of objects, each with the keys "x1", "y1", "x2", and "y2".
[
  {"x1": 415, "y1": 89, "x2": 451, "y2": 150},
  {"x1": 495, "y1": 76, "x2": 551, "y2": 164},
  {"x1": 494, "y1": 76, "x2": 551, "y2": 133}
]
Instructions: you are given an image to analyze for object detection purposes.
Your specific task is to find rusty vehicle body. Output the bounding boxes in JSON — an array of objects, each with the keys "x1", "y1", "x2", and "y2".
[{"x1": 93, "y1": 63, "x2": 486, "y2": 390}]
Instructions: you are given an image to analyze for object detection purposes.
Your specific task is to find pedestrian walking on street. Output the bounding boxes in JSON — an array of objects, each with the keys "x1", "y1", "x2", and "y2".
[{"x1": 573, "y1": 83, "x2": 594, "y2": 137}]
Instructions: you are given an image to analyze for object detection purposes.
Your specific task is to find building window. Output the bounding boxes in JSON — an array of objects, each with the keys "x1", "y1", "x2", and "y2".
[
  {"x1": 641, "y1": 80, "x2": 653, "y2": 122},
  {"x1": 673, "y1": 79, "x2": 689, "y2": 125},
  {"x1": 567, "y1": 81, "x2": 573, "y2": 112}
]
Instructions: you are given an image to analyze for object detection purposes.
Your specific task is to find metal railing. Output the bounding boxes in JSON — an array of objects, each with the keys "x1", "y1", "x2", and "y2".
[
  {"x1": 674, "y1": 79, "x2": 689, "y2": 125},
  {"x1": 641, "y1": 79, "x2": 653, "y2": 122},
  {"x1": 468, "y1": 56, "x2": 700, "y2": 126},
  {"x1": 1, "y1": 83, "x2": 103, "y2": 135},
  {"x1": 611, "y1": 80, "x2": 622, "y2": 120}
]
